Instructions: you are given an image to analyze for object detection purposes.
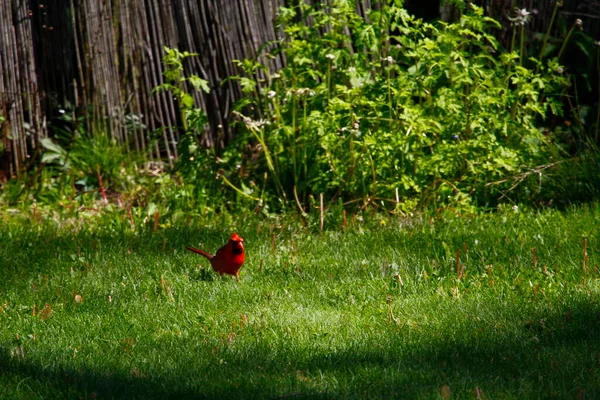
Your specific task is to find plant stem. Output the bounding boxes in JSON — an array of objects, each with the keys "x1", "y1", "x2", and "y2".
[
  {"x1": 387, "y1": 68, "x2": 393, "y2": 119},
  {"x1": 557, "y1": 24, "x2": 576, "y2": 62},
  {"x1": 291, "y1": 85, "x2": 298, "y2": 187},
  {"x1": 327, "y1": 60, "x2": 332, "y2": 111},
  {"x1": 538, "y1": 1, "x2": 560, "y2": 61},
  {"x1": 519, "y1": 24, "x2": 525, "y2": 66},
  {"x1": 302, "y1": 96, "x2": 309, "y2": 192},
  {"x1": 510, "y1": 25, "x2": 516, "y2": 54}
]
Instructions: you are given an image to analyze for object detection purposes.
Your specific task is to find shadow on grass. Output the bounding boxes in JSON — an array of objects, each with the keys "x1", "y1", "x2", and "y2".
[
  {"x1": 2, "y1": 299, "x2": 600, "y2": 399},
  {"x1": 0, "y1": 226, "x2": 223, "y2": 288},
  {"x1": 0, "y1": 358, "x2": 202, "y2": 399}
]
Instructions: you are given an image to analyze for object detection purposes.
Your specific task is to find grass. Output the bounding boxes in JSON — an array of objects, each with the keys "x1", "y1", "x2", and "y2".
[{"x1": 0, "y1": 205, "x2": 599, "y2": 399}]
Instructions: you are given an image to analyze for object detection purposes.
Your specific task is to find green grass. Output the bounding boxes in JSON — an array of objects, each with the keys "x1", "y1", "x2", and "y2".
[{"x1": 1, "y1": 206, "x2": 600, "y2": 399}]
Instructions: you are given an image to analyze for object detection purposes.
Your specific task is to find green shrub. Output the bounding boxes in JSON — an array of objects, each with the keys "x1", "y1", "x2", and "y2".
[{"x1": 226, "y1": 2, "x2": 569, "y2": 213}]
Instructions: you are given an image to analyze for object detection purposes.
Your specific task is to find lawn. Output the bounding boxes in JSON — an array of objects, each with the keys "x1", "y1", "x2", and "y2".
[{"x1": 1, "y1": 206, "x2": 599, "y2": 399}]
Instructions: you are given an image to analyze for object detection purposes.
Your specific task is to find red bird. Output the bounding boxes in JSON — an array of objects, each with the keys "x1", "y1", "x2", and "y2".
[{"x1": 186, "y1": 233, "x2": 245, "y2": 280}]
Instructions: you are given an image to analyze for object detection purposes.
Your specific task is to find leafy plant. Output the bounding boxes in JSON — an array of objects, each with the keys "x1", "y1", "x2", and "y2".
[
  {"x1": 154, "y1": 47, "x2": 211, "y2": 178},
  {"x1": 40, "y1": 131, "x2": 130, "y2": 200},
  {"x1": 227, "y1": 1, "x2": 569, "y2": 213}
]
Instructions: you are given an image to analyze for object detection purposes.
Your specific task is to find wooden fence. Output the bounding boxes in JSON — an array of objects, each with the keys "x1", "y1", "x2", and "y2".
[{"x1": 0, "y1": 0, "x2": 286, "y2": 178}]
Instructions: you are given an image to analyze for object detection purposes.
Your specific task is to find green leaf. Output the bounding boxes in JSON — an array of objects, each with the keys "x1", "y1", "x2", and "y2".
[
  {"x1": 188, "y1": 76, "x2": 210, "y2": 93},
  {"x1": 181, "y1": 93, "x2": 195, "y2": 109}
]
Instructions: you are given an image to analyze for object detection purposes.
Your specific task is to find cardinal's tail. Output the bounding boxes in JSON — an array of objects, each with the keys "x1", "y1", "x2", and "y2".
[{"x1": 186, "y1": 247, "x2": 214, "y2": 259}]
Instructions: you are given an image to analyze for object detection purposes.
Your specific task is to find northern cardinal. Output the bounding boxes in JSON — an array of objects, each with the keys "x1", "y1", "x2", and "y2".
[{"x1": 186, "y1": 233, "x2": 245, "y2": 280}]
